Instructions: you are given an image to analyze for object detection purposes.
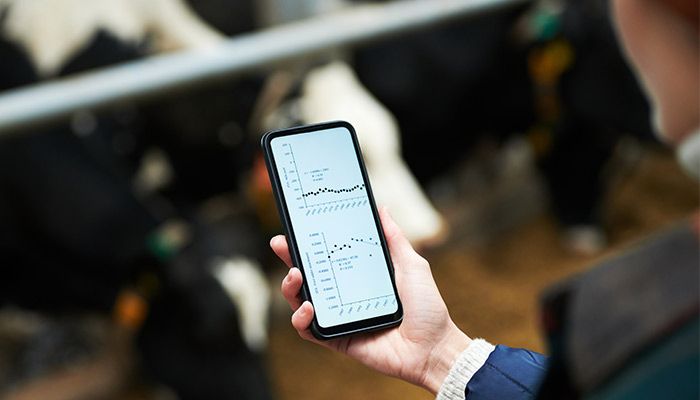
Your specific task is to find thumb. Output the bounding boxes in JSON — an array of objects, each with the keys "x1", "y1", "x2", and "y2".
[{"x1": 378, "y1": 206, "x2": 419, "y2": 265}]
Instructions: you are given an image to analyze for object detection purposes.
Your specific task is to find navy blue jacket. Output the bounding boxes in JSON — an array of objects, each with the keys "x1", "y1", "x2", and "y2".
[{"x1": 465, "y1": 345, "x2": 548, "y2": 400}]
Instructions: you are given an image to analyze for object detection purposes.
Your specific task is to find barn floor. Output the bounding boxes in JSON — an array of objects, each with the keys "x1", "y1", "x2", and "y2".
[
  {"x1": 0, "y1": 145, "x2": 696, "y2": 400},
  {"x1": 266, "y1": 145, "x2": 699, "y2": 400}
]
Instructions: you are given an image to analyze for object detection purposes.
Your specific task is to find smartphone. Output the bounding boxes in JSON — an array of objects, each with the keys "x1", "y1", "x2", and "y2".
[{"x1": 262, "y1": 120, "x2": 403, "y2": 340}]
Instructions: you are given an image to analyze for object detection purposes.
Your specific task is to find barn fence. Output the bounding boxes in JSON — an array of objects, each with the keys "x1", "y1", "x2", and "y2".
[{"x1": 0, "y1": 0, "x2": 527, "y2": 135}]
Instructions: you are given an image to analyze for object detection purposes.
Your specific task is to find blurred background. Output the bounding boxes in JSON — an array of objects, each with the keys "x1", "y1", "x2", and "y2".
[{"x1": 0, "y1": 0, "x2": 697, "y2": 399}]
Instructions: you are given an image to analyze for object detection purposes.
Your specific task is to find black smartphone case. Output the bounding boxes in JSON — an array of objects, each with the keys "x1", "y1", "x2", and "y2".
[{"x1": 261, "y1": 120, "x2": 403, "y2": 340}]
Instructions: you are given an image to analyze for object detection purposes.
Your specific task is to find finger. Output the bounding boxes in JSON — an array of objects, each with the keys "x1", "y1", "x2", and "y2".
[
  {"x1": 291, "y1": 301, "x2": 317, "y2": 342},
  {"x1": 270, "y1": 235, "x2": 293, "y2": 268},
  {"x1": 281, "y1": 267, "x2": 303, "y2": 311},
  {"x1": 378, "y1": 206, "x2": 419, "y2": 264},
  {"x1": 290, "y1": 303, "x2": 341, "y2": 351}
]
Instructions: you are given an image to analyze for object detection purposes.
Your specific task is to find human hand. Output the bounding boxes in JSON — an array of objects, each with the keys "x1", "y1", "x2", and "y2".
[{"x1": 270, "y1": 207, "x2": 471, "y2": 394}]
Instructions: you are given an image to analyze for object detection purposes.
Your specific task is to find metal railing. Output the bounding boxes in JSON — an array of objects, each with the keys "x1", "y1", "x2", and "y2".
[{"x1": 0, "y1": 0, "x2": 527, "y2": 135}]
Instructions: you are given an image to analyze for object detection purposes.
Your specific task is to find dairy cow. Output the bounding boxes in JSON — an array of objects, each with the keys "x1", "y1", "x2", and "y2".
[
  {"x1": 0, "y1": 1, "x2": 271, "y2": 398},
  {"x1": 351, "y1": 0, "x2": 654, "y2": 253}
]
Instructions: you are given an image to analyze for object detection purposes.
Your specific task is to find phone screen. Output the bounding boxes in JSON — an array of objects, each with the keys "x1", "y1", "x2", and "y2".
[{"x1": 269, "y1": 126, "x2": 398, "y2": 328}]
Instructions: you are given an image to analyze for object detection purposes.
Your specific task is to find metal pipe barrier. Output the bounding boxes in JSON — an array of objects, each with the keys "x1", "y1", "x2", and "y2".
[{"x1": 0, "y1": 0, "x2": 527, "y2": 135}]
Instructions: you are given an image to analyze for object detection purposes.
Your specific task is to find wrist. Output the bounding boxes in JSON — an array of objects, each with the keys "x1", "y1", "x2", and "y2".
[{"x1": 421, "y1": 322, "x2": 472, "y2": 394}]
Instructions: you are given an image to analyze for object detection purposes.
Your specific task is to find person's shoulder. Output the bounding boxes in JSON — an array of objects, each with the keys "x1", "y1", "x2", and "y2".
[{"x1": 538, "y1": 222, "x2": 699, "y2": 398}]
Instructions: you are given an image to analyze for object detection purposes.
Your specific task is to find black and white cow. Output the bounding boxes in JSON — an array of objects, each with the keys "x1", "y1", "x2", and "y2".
[
  {"x1": 538, "y1": 0, "x2": 655, "y2": 253},
  {"x1": 0, "y1": 1, "x2": 272, "y2": 398},
  {"x1": 350, "y1": 0, "x2": 654, "y2": 253}
]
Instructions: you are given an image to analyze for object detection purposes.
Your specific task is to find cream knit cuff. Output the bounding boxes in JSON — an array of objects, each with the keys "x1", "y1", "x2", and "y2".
[{"x1": 435, "y1": 338, "x2": 495, "y2": 400}]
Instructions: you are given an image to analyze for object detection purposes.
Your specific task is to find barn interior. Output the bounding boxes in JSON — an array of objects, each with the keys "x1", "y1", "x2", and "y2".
[{"x1": 0, "y1": 0, "x2": 697, "y2": 399}]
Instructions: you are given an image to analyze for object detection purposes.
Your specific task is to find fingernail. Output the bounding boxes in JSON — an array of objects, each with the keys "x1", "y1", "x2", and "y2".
[{"x1": 285, "y1": 272, "x2": 292, "y2": 283}]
